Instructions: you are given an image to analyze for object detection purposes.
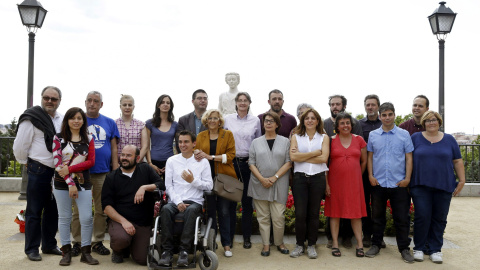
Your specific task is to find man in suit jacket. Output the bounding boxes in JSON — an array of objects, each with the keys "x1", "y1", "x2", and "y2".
[{"x1": 177, "y1": 89, "x2": 209, "y2": 152}]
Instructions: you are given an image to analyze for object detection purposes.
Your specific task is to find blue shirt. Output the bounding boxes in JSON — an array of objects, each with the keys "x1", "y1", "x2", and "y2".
[
  {"x1": 367, "y1": 125, "x2": 414, "y2": 188},
  {"x1": 194, "y1": 113, "x2": 202, "y2": 135},
  {"x1": 146, "y1": 120, "x2": 178, "y2": 161},
  {"x1": 410, "y1": 132, "x2": 461, "y2": 193},
  {"x1": 87, "y1": 114, "x2": 120, "y2": 174}
]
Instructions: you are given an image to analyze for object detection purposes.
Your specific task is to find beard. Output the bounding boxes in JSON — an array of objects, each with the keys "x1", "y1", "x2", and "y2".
[
  {"x1": 330, "y1": 109, "x2": 345, "y2": 119},
  {"x1": 121, "y1": 158, "x2": 137, "y2": 170}
]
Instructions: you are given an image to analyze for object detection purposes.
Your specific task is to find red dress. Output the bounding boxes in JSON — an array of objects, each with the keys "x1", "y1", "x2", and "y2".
[{"x1": 325, "y1": 134, "x2": 367, "y2": 219}]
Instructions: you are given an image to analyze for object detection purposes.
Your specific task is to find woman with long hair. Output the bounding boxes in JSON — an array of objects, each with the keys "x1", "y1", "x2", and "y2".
[
  {"x1": 289, "y1": 108, "x2": 329, "y2": 259},
  {"x1": 115, "y1": 95, "x2": 148, "y2": 162},
  {"x1": 146, "y1": 94, "x2": 178, "y2": 177},
  {"x1": 52, "y1": 107, "x2": 98, "y2": 266}
]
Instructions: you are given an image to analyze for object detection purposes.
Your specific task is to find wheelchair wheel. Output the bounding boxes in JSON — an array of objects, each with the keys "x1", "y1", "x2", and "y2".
[
  {"x1": 207, "y1": 228, "x2": 216, "y2": 252},
  {"x1": 198, "y1": 250, "x2": 218, "y2": 270}
]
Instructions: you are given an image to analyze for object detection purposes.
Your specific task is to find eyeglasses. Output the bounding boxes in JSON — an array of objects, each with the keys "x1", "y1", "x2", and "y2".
[
  {"x1": 42, "y1": 96, "x2": 59, "y2": 102},
  {"x1": 207, "y1": 117, "x2": 219, "y2": 121},
  {"x1": 425, "y1": 118, "x2": 438, "y2": 124},
  {"x1": 196, "y1": 97, "x2": 208, "y2": 101},
  {"x1": 264, "y1": 119, "x2": 275, "y2": 124}
]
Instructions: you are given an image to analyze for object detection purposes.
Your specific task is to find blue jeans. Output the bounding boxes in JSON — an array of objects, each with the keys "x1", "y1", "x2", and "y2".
[
  {"x1": 371, "y1": 186, "x2": 411, "y2": 252},
  {"x1": 53, "y1": 188, "x2": 93, "y2": 247},
  {"x1": 410, "y1": 186, "x2": 452, "y2": 254},
  {"x1": 25, "y1": 159, "x2": 58, "y2": 254},
  {"x1": 216, "y1": 196, "x2": 237, "y2": 247},
  {"x1": 234, "y1": 158, "x2": 253, "y2": 239}
]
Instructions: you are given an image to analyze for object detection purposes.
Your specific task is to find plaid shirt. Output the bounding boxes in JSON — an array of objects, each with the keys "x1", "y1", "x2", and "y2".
[{"x1": 115, "y1": 118, "x2": 145, "y2": 159}]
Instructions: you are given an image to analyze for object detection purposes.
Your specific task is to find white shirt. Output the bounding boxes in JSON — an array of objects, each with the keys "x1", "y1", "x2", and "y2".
[
  {"x1": 164, "y1": 153, "x2": 213, "y2": 205},
  {"x1": 13, "y1": 111, "x2": 63, "y2": 167},
  {"x1": 293, "y1": 132, "x2": 329, "y2": 175}
]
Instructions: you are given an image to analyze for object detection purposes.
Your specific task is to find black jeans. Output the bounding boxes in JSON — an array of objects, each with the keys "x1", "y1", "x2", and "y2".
[
  {"x1": 361, "y1": 170, "x2": 373, "y2": 238},
  {"x1": 371, "y1": 186, "x2": 411, "y2": 252},
  {"x1": 292, "y1": 172, "x2": 326, "y2": 246},
  {"x1": 160, "y1": 202, "x2": 202, "y2": 253},
  {"x1": 234, "y1": 158, "x2": 253, "y2": 239},
  {"x1": 25, "y1": 159, "x2": 58, "y2": 254}
]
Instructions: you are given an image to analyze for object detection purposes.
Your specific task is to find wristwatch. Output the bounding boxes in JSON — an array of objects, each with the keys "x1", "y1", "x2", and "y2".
[
  {"x1": 275, "y1": 174, "x2": 279, "y2": 179},
  {"x1": 212, "y1": 155, "x2": 215, "y2": 160}
]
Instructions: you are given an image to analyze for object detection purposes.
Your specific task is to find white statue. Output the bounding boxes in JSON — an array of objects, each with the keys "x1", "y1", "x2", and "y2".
[{"x1": 218, "y1": 72, "x2": 240, "y2": 115}]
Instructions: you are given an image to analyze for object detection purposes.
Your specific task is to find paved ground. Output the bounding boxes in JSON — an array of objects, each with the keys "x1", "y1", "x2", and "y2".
[{"x1": 1, "y1": 192, "x2": 479, "y2": 269}]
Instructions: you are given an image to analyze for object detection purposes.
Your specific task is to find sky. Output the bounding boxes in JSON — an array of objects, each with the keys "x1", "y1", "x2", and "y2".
[{"x1": 1, "y1": 0, "x2": 479, "y2": 134}]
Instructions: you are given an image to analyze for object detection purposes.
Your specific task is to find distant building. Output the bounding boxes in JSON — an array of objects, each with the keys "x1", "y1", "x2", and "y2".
[{"x1": 453, "y1": 132, "x2": 478, "y2": 144}]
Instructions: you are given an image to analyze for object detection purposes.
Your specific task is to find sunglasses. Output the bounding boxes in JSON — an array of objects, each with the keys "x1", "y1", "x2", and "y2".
[{"x1": 42, "y1": 96, "x2": 60, "y2": 102}]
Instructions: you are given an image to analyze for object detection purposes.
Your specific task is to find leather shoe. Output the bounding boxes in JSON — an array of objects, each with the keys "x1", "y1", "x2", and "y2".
[
  {"x1": 277, "y1": 246, "x2": 289, "y2": 254},
  {"x1": 43, "y1": 247, "x2": 62, "y2": 255},
  {"x1": 27, "y1": 252, "x2": 42, "y2": 261},
  {"x1": 177, "y1": 250, "x2": 189, "y2": 267},
  {"x1": 243, "y1": 238, "x2": 252, "y2": 249},
  {"x1": 261, "y1": 249, "x2": 270, "y2": 257}
]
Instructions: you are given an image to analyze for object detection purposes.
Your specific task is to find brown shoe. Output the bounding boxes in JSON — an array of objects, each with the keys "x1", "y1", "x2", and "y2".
[
  {"x1": 59, "y1": 245, "x2": 72, "y2": 266},
  {"x1": 80, "y1": 245, "x2": 99, "y2": 265}
]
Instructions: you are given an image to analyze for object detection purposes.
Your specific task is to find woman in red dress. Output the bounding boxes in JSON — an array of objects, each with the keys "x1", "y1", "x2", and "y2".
[{"x1": 325, "y1": 112, "x2": 367, "y2": 257}]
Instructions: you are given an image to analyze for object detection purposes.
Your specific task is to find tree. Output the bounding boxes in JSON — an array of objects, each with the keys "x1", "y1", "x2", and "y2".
[{"x1": 6, "y1": 117, "x2": 17, "y2": 137}]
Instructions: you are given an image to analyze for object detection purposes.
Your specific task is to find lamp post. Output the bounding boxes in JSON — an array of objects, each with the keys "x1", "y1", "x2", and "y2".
[
  {"x1": 17, "y1": 0, "x2": 47, "y2": 200},
  {"x1": 428, "y1": 1, "x2": 456, "y2": 132}
]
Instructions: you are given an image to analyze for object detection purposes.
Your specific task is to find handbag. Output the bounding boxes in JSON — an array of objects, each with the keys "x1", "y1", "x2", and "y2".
[{"x1": 212, "y1": 130, "x2": 244, "y2": 202}]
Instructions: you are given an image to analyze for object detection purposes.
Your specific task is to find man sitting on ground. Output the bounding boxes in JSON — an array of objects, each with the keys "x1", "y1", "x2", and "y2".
[{"x1": 159, "y1": 130, "x2": 213, "y2": 267}]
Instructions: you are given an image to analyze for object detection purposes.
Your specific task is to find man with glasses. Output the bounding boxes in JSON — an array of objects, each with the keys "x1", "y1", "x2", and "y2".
[
  {"x1": 178, "y1": 89, "x2": 209, "y2": 136},
  {"x1": 14, "y1": 86, "x2": 64, "y2": 261},
  {"x1": 71, "y1": 91, "x2": 120, "y2": 257},
  {"x1": 258, "y1": 89, "x2": 297, "y2": 137}
]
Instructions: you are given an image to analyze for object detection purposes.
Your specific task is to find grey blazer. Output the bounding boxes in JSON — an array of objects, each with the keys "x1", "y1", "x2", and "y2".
[{"x1": 178, "y1": 111, "x2": 207, "y2": 135}]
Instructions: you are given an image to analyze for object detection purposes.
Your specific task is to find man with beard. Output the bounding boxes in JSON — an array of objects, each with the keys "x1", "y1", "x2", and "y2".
[
  {"x1": 258, "y1": 89, "x2": 297, "y2": 137},
  {"x1": 13, "y1": 86, "x2": 64, "y2": 261},
  {"x1": 102, "y1": 145, "x2": 164, "y2": 265},
  {"x1": 323, "y1": 95, "x2": 363, "y2": 137}
]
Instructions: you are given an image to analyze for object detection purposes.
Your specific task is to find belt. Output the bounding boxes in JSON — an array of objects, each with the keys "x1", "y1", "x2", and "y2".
[
  {"x1": 295, "y1": 172, "x2": 325, "y2": 178},
  {"x1": 236, "y1": 157, "x2": 249, "y2": 162}
]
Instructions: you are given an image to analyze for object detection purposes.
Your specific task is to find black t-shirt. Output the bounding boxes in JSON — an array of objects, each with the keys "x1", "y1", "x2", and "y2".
[{"x1": 101, "y1": 163, "x2": 163, "y2": 226}]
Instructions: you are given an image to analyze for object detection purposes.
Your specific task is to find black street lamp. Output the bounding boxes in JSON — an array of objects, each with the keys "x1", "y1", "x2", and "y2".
[
  {"x1": 17, "y1": 0, "x2": 47, "y2": 200},
  {"x1": 428, "y1": 1, "x2": 456, "y2": 132}
]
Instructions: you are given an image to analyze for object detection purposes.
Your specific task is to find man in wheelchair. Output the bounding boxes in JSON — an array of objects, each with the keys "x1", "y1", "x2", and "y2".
[
  {"x1": 102, "y1": 145, "x2": 164, "y2": 265},
  {"x1": 159, "y1": 130, "x2": 213, "y2": 267}
]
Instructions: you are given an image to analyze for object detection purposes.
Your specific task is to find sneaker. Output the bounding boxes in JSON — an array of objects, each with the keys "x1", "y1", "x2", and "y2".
[
  {"x1": 92, "y1": 242, "x2": 110, "y2": 255},
  {"x1": 307, "y1": 246, "x2": 318, "y2": 259},
  {"x1": 158, "y1": 251, "x2": 172, "y2": 266},
  {"x1": 289, "y1": 245, "x2": 304, "y2": 258},
  {"x1": 224, "y1": 250, "x2": 233, "y2": 257},
  {"x1": 111, "y1": 251, "x2": 123, "y2": 263},
  {"x1": 413, "y1": 250, "x2": 424, "y2": 262},
  {"x1": 177, "y1": 250, "x2": 189, "y2": 267},
  {"x1": 365, "y1": 245, "x2": 380, "y2": 258},
  {"x1": 430, "y1": 252, "x2": 443, "y2": 264},
  {"x1": 401, "y1": 249, "x2": 414, "y2": 264}
]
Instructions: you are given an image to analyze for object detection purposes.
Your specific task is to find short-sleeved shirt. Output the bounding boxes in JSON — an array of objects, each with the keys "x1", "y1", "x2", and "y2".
[
  {"x1": 324, "y1": 117, "x2": 363, "y2": 137},
  {"x1": 146, "y1": 120, "x2": 178, "y2": 161},
  {"x1": 87, "y1": 114, "x2": 120, "y2": 174},
  {"x1": 101, "y1": 163, "x2": 163, "y2": 226},
  {"x1": 367, "y1": 125, "x2": 414, "y2": 188},
  {"x1": 399, "y1": 118, "x2": 425, "y2": 135},
  {"x1": 258, "y1": 110, "x2": 297, "y2": 138},
  {"x1": 359, "y1": 117, "x2": 382, "y2": 143},
  {"x1": 410, "y1": 132, "x2": 461, "y2": 193},
  {"x1": 115, "y1": 118, "x2": 145, "y2": 160}
]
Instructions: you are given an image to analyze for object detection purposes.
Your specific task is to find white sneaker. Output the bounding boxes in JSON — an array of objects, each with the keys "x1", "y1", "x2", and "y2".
[
  {"x1": 307, "y1": 246, "x2": 318, "y2": 259},
  {"x1": 224, "y1": 250, "x2": 233, "y2": 257},
  {"x1": 430, "y1": 252, "x2": 443, "y2": 264},
  {"x1": 413, "y1": 250, "x2": 424, "y2": 262}
]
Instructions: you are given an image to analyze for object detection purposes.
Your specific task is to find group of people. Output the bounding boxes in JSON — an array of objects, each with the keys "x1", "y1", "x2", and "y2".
[{"x1": 13, "y1": 74, "x2": 465, "y2": 267}]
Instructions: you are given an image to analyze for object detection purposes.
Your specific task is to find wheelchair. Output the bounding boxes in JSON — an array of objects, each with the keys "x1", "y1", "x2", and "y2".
[{"x1": 147, "y1": 190, "x2": 219, "y2": 270}]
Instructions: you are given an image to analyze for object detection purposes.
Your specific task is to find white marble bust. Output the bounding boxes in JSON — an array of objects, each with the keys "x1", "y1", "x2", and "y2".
[{"x1": 218, "y1": 72, "x2": 240, "y2": 115}]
